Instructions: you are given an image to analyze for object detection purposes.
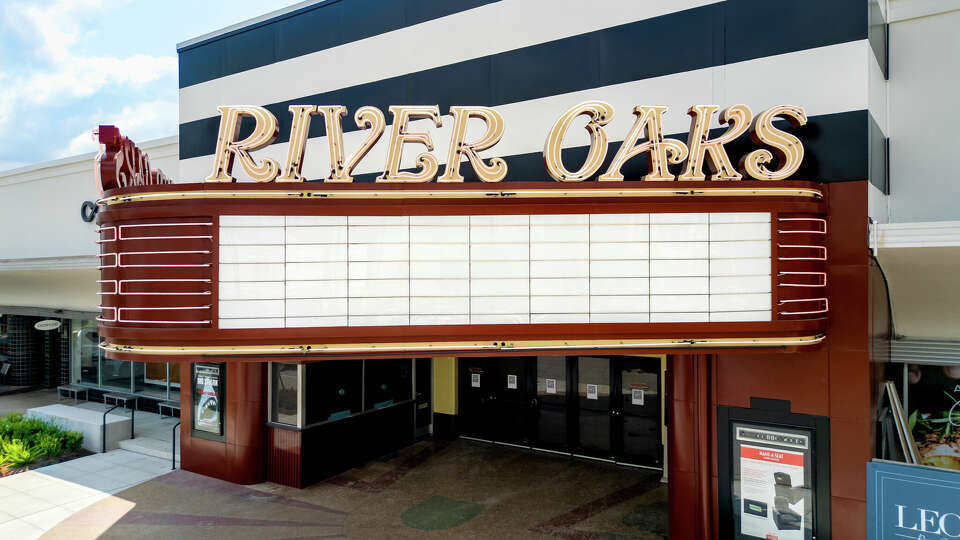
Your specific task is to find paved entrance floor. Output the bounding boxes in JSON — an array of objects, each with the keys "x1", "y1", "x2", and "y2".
[
  {"x1": 45, "y1": 439, "x2": 668, "y2": 539},
  {"x1": 0, "y1": 389, "x2": 181, "y2": 538},
  {"x1": 0, "y1": 450, "x2": 172, "y2": 539},
  {"x1": 0, "y1": 388, "x2": 60, "y2": 416}
]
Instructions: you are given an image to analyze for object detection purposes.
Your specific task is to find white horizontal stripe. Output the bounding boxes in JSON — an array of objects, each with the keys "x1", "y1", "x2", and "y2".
[
  {"x1": 179, "y1": 0, "x2": 720, "y2": 121},
  {"x1": 180, "y1": 40, "x2": 870, "y2": 181}
]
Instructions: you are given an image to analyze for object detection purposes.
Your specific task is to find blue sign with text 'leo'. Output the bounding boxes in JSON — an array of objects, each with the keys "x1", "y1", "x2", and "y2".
[{"x1": 868, "y1": 460, "x2": 960, "y2": 539}]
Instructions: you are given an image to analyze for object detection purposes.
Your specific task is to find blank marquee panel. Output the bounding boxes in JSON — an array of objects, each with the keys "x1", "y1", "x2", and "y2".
[{"x1": 217, "y1": 213, "x2": 772, "y2": 328}]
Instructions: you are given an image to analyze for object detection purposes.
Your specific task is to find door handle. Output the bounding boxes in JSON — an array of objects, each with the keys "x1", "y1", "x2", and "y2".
[{"x1": 529, "y1": 398, "x2": 539, "y2": 408}]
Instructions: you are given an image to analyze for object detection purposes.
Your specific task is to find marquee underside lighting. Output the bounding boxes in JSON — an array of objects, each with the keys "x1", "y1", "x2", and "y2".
[{"x1": 99, "y1": 334, "x2": 825, "y2": 356}]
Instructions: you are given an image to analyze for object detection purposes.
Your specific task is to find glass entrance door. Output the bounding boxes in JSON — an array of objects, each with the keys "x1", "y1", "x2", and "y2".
[
  {"x1": 534, "y1": 356, "x2": 568, "y2": 451},
  {"x1": 618, "y1": 357, "x2": 662, "y2": 467},
  {"x1": 458, "y1": 357, "x2": 496, "y2": 440},
  {"x1": 577, "y1": 356, "x2": 613, "y2": 459},
  {"x1": 494, "y1": 357, "x2": 535, "y2": 446}
]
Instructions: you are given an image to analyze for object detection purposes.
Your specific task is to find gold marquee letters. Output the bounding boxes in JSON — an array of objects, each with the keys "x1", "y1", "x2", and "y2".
[{"x1": 205, "y1": 102, "x2": 807, "y2": 183}]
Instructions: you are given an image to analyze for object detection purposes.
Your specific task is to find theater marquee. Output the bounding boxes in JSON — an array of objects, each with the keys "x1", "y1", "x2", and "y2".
[{"x1": 93, "y1": 102, "x2": 827, "y2": 360}]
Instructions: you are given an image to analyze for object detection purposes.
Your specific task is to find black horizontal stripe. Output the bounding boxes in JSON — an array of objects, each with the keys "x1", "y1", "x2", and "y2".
[
  {"x1": 179, "y1": 0, "x2": 866, "y2": 161},
  {"x1": 288, "y1": 110, "x2": 866, "y2": 183},
  {"x1": 178, "y1": 0, "x2": 500, "y2": 87}
]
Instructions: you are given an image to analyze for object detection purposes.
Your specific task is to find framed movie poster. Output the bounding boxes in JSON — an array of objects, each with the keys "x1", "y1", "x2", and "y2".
[
  {"x1": 192, "y1": 363, "x2": 225, "y2": 439},
  {"x1": 732, "y1": 424, "x2": 814, "y2": 539},
  {"x1": 718, "y1": 400, "x2": 831, "y2": 540}
]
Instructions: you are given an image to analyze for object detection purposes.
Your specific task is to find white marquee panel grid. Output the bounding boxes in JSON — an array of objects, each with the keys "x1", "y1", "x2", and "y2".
[{"x1": 217, "y1": 213, "x2": 771, "y2": 329}]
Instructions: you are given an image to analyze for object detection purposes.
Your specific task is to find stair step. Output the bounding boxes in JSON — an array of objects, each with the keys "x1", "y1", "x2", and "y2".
[{"x1": 118, "y1": 437, "x2": 180, "y2": 462}]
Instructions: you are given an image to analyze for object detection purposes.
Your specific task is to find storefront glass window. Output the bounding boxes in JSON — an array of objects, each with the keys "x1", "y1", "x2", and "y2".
[
  {"x1": 134, "y1": 362, "x2": 170, "y2": 398},
  {"x1": 72, "y1": 319, "x2": 100, "y2": 385},
  {"x1": 70, "y1": 318, "x2": 182, "y2": 400},
  {"x1": 101, "y1": 358, "x2": 131, "y2": 390},
  {"x1": 271, "y1": 363, "x2": 299, "y2": 425}
]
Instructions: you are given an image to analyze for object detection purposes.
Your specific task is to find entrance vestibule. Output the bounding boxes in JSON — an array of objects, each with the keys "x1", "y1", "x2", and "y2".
[{"x1": 458, "y1": 355, "x2": 664, "y2": 469}]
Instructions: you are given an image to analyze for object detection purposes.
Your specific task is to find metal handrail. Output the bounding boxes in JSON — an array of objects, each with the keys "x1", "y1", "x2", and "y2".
[
  {"x1": 172, "y1": 421, "x2": 181, "y2": 470},
  {"x1": 102, "y1": 404, "x2": 120, "y2": 453}
]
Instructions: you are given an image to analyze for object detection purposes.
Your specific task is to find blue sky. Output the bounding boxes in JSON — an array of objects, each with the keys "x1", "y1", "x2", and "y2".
[{"x1": 0, "y1": 0, "x2": 284, "y2": 171}]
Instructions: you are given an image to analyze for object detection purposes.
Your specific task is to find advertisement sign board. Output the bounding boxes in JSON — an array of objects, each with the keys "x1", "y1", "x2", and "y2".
[
  {"x1": 732, "y1": 424, "x2": 814, "y2": 539},
  {"x1": 906, "y1": 364, "x2": 960, "y2": 471},
  {"x1": 868, "y1": 460, "x2": 960, "y2": 539},
  {"x1": 193, "y1": 364, "x2": 223, "y2": 436}
]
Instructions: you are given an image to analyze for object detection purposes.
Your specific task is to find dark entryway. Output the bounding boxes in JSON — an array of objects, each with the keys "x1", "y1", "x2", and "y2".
[{"x1": 458, "y1": 355, "x2": 663, "y2": 468}]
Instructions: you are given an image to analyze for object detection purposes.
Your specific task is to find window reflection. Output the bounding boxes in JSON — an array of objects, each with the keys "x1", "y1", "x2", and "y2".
[
  {"x1": 271, "y1": 363, "x2": 299, "y2": 425},
  {"x1": 72, "y1": 319, "x2": 99, "y2": 385},
  {"x1": 365, "y1": 359, "x2": 412, "y2": 410},
  {"x1": 70, "y1": 318, "x2": 180, "y2": 400},
  {"x1": 305, "y1": 360, "x2": 362, "y2": 424},
  {"x1": 134, "y1": 362, "x2": 169, "y2": 398}
]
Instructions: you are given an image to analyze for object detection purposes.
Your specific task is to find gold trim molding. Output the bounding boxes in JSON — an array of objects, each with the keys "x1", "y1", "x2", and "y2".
[
  {"x1": 98, "y1": 186, "x2": 823, "y2": 206},
  {"x1": 99, "y1": 334, "x2": 825, "y2": 357}
]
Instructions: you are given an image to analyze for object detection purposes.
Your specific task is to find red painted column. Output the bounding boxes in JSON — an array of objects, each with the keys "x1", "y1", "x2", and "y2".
[{"x1": 668, "y1": 354, "x2": 713, "y2": 540}]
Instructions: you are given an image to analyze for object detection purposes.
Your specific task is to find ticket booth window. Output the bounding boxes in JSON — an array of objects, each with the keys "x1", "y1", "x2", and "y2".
[
  {"x1": 365, "y1": 359, "x2": 412, "y2": 410},
  {"x1": 270, "y1": 363, "x2": 301, "y2": 426},
  {"x1": 305, "y1": 360, "x2": 362, "y2": 425}
]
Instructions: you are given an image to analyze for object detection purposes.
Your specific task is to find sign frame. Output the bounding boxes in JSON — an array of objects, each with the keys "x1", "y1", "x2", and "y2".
[
  {"x1": 718, "y1": 399, "x2": 832, "y2": 540},
  {"x1": 191, "y1": 362, "x2": 227, "y2": 442},
  {"x1": 867, "y1": 459, "x2": 960, "y2": 539},
  {"x1": 34, "y1": 319, "x2": 62, "y2": 331}
]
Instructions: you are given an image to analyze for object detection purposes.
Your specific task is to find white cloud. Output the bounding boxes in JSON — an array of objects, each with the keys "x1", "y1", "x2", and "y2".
[
  {"x1": 15, "y1": 0, "x2": 107, "y2": 61},
  {"x1": 0, "y1": 0, "x2": 176, "y2": 130},
  {"x1": 20, "y1": 54, "x2": 177, "y2": 104},
  {"x1": 60, "y1": 99, "x2": 179, "y2": 157}
]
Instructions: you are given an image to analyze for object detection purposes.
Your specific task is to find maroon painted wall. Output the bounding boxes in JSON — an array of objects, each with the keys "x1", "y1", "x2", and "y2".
[
  {"x1": 179, "y1": 361, "x2": 267, "y2": 485},
  {"x1": 703, "y1": 181, "x2": 874, "y2": 539}
]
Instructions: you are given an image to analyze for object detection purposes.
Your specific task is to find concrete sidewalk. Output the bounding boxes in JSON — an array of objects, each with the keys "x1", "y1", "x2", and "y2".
[{"x1": 0, "y1": 450, "x2": 172, "y2": 539}]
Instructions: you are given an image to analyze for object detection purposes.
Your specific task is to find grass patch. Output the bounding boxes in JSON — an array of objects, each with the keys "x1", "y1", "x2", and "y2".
[{"x1": 0, "y1": 412, "x2": 84, "y2": 473}]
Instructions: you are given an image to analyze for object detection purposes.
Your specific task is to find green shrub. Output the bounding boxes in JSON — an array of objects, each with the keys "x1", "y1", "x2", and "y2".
[
  {"x1": 0, "y1": 438, "x2": 39, "y2": 468},
  {"x1": 35, "y1": 433, "x2": 63, "y2": 458},
  {"x1": 61, "y1": 431, "x2": 83, "y2": 452},
  {"x1": 0, "y1": 413, "x2": 84, "y2": 470}
]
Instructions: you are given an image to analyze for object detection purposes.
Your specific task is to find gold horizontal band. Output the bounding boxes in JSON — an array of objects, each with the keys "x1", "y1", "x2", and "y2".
[
  {"x1": 99, "y1": 334, "x2": 825, "y2": 356},
  {"x1": 98, "y1": 186, "x2": 823, "y2": 206}
]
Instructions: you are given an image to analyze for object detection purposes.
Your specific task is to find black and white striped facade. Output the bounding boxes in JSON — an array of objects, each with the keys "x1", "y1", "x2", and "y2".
[{"x1": 176, "y1": 0, "x2": 889, "y2": 189}]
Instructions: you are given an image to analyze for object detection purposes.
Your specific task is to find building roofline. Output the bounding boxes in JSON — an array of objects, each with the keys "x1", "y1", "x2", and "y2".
[
  {"x1": 0, "y1": 135, "x2": 178, "y2": 180},
  {"x1": 176, "y1": 0, "x2": 332, "y2": 52}
]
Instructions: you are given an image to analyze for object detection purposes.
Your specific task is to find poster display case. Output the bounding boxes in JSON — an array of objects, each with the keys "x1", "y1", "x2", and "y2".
[
  {"x1": 192, "y1": 363, "x2": 225, "y2": 440},
  {"x1": 719, "y1": 400, "x2": 831, "y2": 540}
]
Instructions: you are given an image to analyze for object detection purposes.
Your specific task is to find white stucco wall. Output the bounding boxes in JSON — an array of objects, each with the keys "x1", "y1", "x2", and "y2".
[
  {"x1": 0, "y1": 136, "x2": 178, "y2": 263},
  {"x1": 888, "y1": 8, "x2": 960, "y2": 223}
]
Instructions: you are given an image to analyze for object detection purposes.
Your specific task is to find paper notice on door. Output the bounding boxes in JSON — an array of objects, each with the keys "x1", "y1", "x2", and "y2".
[
  {"x1": 545, "y1": 378, "x2": 557, "y2": 394},
  {"x1": 587, "y1": 384, "x2": 598, "y2": 400},
  {"x1": 471, "y1": 373, "x2": 480, "y2": 388},
  {"x1": 507, "y1": 374, "x2": 517, "y2": 389},
  {"x1": 632, "y1": 388, "x2": 644, "y2": 406}
]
